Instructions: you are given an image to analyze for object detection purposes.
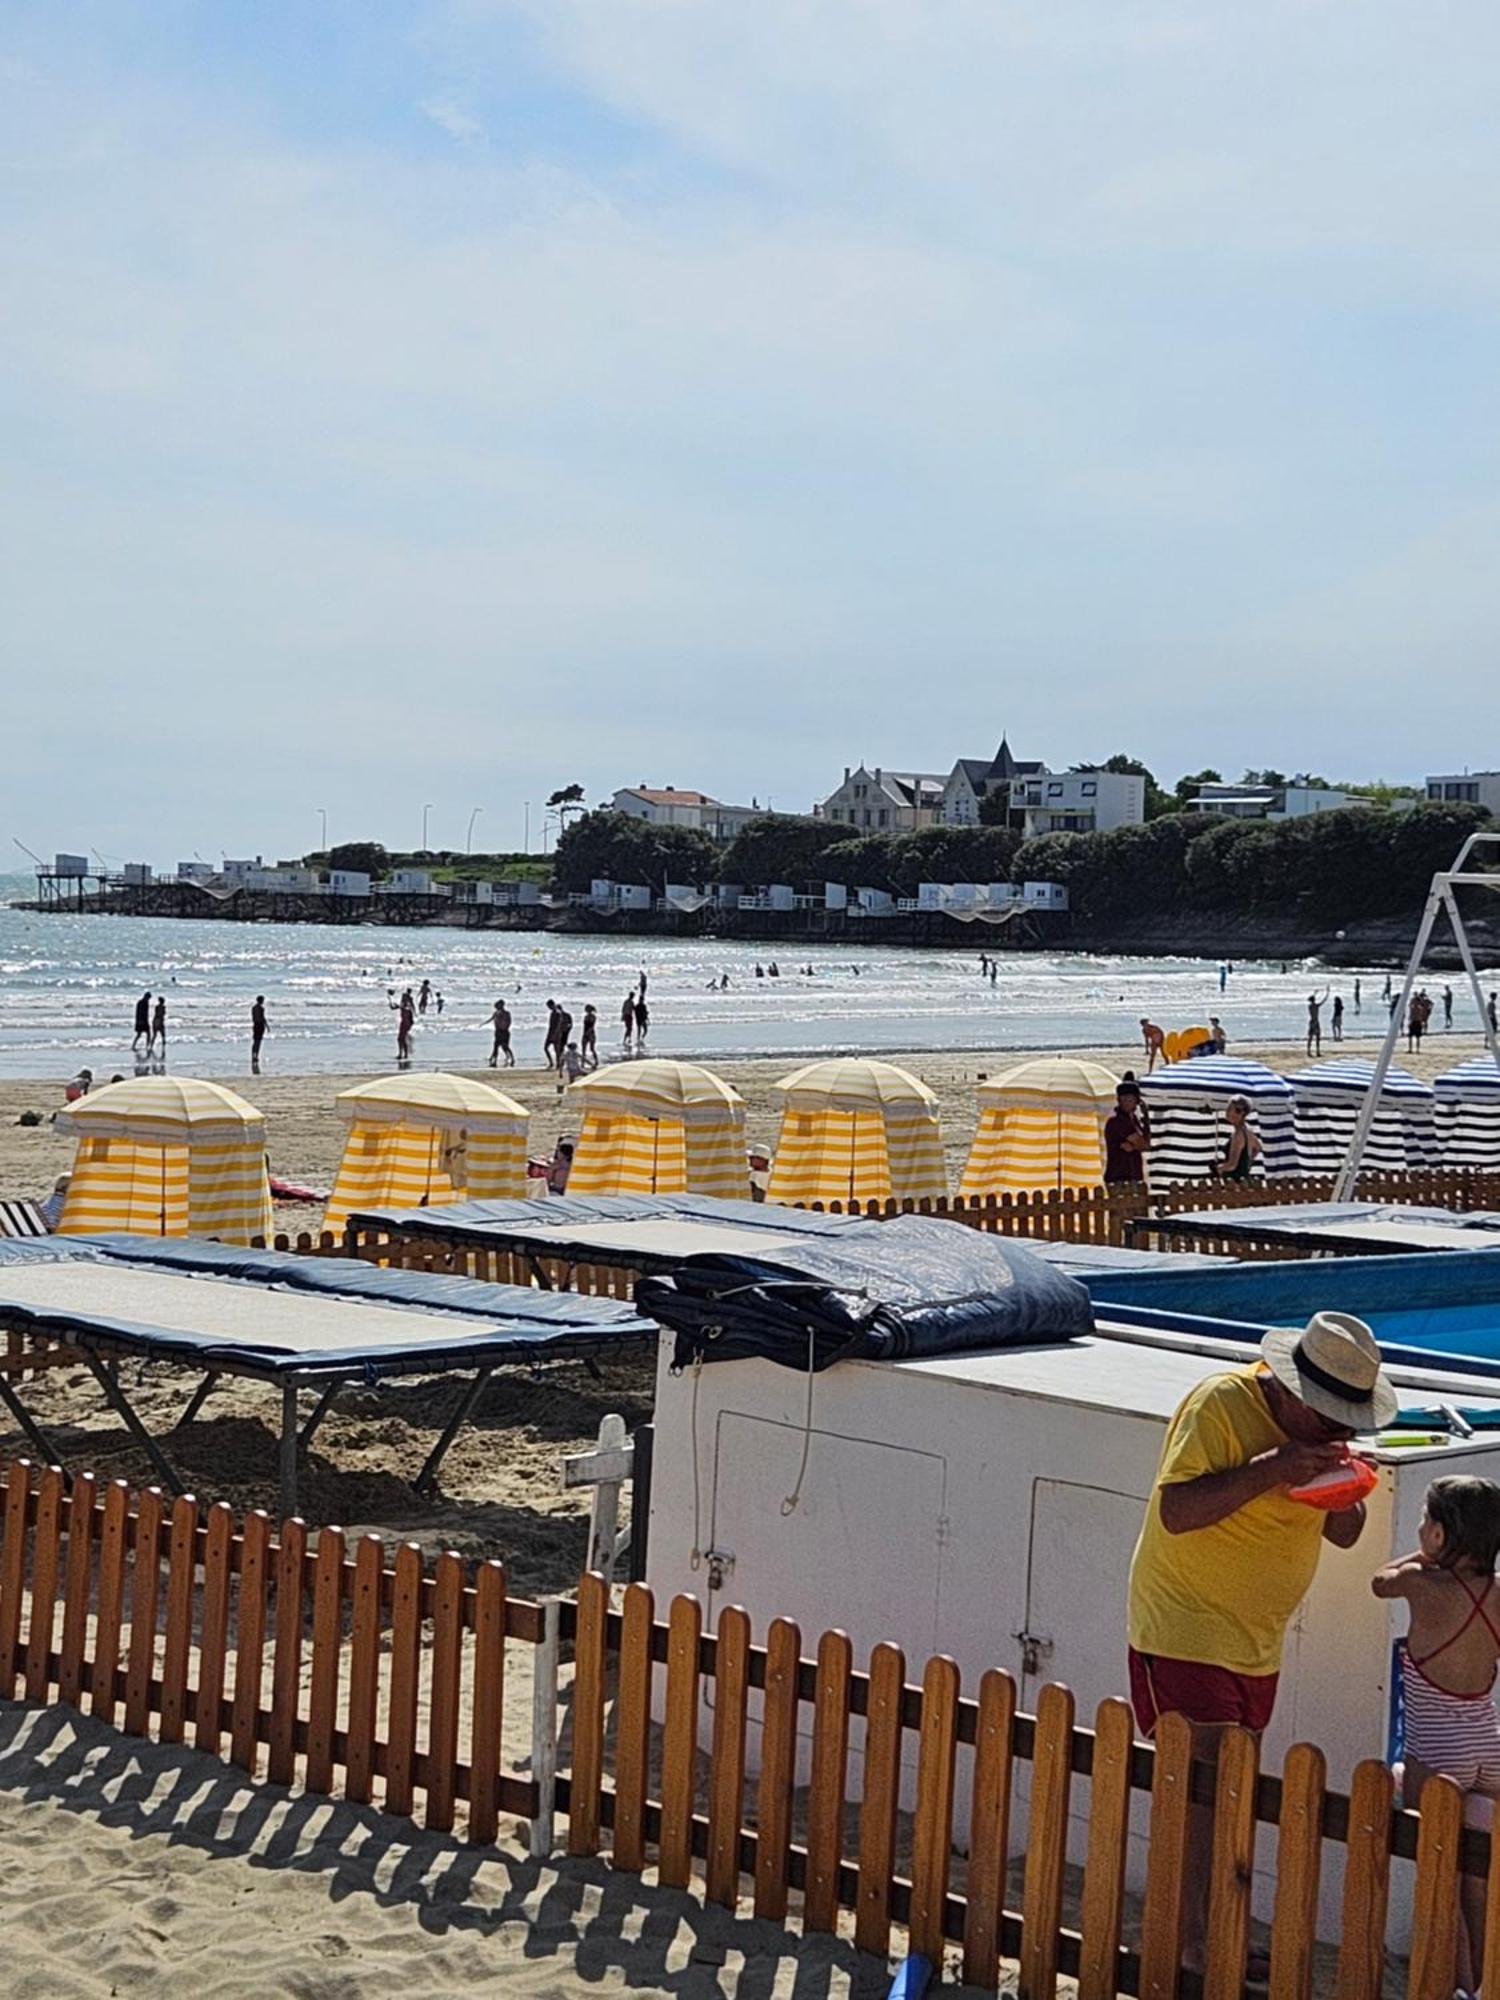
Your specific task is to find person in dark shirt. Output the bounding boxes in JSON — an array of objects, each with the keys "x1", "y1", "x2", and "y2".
[
  {"x1": 132, "y1": 990, "x2": 152, "y2": 1052},
  {"x1": 1104, "y1": 1077, "x2": 1150, "y2": 1184},
  {"x1": 250, "y1": 996, "x2": 267, "y2": 1074}
]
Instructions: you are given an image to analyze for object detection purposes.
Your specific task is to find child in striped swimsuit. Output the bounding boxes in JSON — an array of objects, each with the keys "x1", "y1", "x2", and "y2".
[{"x1": 1374, "y1": 1475, "x2": 1500, "y2": 1999}]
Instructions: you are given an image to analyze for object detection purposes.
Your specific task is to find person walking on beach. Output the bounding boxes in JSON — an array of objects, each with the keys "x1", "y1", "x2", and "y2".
[
  {"x1": 1354, "y1": 977, "x2": 1362, "y2": 1014},
  {"x1": 1331, "y1": 994, "x2": 1344, "y2": 1042},
  {"x1": 250, "y1": 995, "x2": 267, "y2": 1074},
  {"x1": 396, "y1": 989, "x2": 415, "y2": 1064},
  {"x1": 581, "y1": 1003, "x2": 598, "y2": 1069},
  {"x1": 1444, "y1": 984, "x2": 1455, "y2": 1030},
  {"x1": 1104, "y1": 1077, "x2": 1151, "y2": 1184},
  {"x1": 554, "y1": 1002, "x2": 574, "y2": 1066},
  {"x1": 1140, "y1": 1018, "x2": 1166, "y2": 1073},
  {"x1": 634, "y1": 990, "x2": 651, "y2": 1048},
  {"x1": 620, "y1": 991, "x2": 636, "y2": 1051},
  {"x1": 418, "y1": 979, "x2": 432, "y2": 1015},
  {"x1": 1384, "y1": 973, "x2": 1394, "y2": 1005},
  {"x1": 148, "y1": 995, "x2": 167, "y2": 1062},
  {"x1": 132, "y1": 990, "x2": 152, "y2": 1053},
  {"x1": 542, "y1": 999, "x2": 561, "y2": 1069},
  {"x1": 487, "y1": 1001, "x2": 513, "y2": 1068},
  {"x1": 1373, "y1": 1476, "x2": 1500, "y2": 1993},
  {"x1": 1491, "y1": 992, "x2": 1499, "y2": 1036},
  {"x1": 1306, "y1": 987, "x2": 1330, "y2": 1057},
  {"x1": 1127, "y1": 1313, "x2": 1392, "y2": 1980},
  {"x1": 1208, "y1": 1017, "x2": 1227, "y2": 1054}
]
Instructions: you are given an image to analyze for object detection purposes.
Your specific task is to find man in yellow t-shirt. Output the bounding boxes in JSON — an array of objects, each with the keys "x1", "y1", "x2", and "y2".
[{"x1": 1126, "y1": 1310, "x2": 1396, "y2": 1972}]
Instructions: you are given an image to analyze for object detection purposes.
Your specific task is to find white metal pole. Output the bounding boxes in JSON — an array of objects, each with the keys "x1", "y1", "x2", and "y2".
[
  {"x1": 1443, "y1": 884, "x2": 1500, "y2": 1078},
  {"x1": 528, "y1": 1596, "x2": 560, "y2": 1859},
  {"x1": 1334, "y1": 884, "x2": 1445, "y2": 1200}
]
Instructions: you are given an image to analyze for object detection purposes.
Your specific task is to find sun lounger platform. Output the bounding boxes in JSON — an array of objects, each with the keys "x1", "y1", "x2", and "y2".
[
  {"x1": 1132, "y1": 1201, "x2": 1500, "y2": 1258},
  {"x1": 0, "y1": 1236, "x2": 651, "y2": 1518}
]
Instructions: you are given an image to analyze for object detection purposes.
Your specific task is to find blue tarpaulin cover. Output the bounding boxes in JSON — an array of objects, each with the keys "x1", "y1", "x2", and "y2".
[{"x1": 633, "y1": 1215, "x2": 1095, "y2": 1372}]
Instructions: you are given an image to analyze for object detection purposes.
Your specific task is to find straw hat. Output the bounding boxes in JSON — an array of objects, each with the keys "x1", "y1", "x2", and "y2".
[{"x1": 1261, "y1": 1311, "x2": 1398, "y2": 1431}]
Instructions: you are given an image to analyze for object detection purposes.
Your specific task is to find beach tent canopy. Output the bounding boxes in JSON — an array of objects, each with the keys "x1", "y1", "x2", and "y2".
[
  {"x1": 959, "y1": 1056, "x2": 1118, "y2": 1197},
  {"x1": 324, "y1": 1073, "x2": 529, "y2": 1232},
  {"x1": 1288, "y1": 1058, "x2": 1438, "y2": 1177},
  {"x1": 767, "y1": 1058, "x2": 947, "y2": 1208},
  {"x1": 1138, "y1": 1056, "x2": 1299, "y2": 1183},
  {"x1": 565, "y1": 1059, "x2": 747, "y2": 1199},
  {"x1": 1434, "y1": 1055, "x2": 1500, "y2": 1170},
  {"x1": 56, "y1": 1076, "x2": 273, "y2": 1245}
]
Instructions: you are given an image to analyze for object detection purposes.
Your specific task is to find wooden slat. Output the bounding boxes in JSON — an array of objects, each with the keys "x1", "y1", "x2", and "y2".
[
  {"x1": 195, "y1": 1503, "x2": 234, "y2": 1755},
  {"x1": 425, "y1": 1549, "x2": 464, "y2": 1832},
  {"x1": 753, "y1": 1616, "x2": 802, "y2": 1922},
  {"x1": 1020, "y1": 1679, "x2": 1075, "y2": 1999},
  {"x1": 230, "y1": 1511, "x2": 271, "y2": 1773},
  {"x1": 1481, "y1": 1795, "x2": 1500, "y2": 2000},
  {"x1": 1078, "y1": 1695, "x2": 1134, "y2": 2000},
  {"x1": 24, "y1": 1466, "x2": 65, "y2": 1703},
  {"x1": 856, "y1": 1642, "x2": 908, "y2": 1960},
  {"x1": 384, "y1": 1542, "x2": 423, "y2": 1818},
  {"x1": 962, "y1": 1667, "x2": 1016, "y2": 1987},
  {"x1": 124, "y1": 1487, "x2": 165, "y2": 1737},
  {"x1": 567, "y1": 1570, "x2": 609, "y2": 1857},
  {"x1": 159, "y1": 1493, "x2": 199, "y2": 1744},
  {"x1": 90, "y1": 1479, "x2": 130, "y2": 1724},
  {"x1": 1203, "y1": 1726, "x2": 1259, "y2": 2000},
  {"x1": 58, "y1": 1472, "x2": 97, "y2": 1708},
  {"x1": 910, "y1": 1654, "x2": 960, "y2": 1962},
  {"x1": 1138, "y1": 1710, "x2": 1193, "y2": 2000},
  {"x1": 305, "y1": 1527, "x2": 345, "y2": 1795},
  {"x1": 344, "y1": 1534, "x2": 384, "y2": 1808},
  {"x1": 1334, "y1": 1759, "x2": 1394, "y2": 2000},
  {"x1": 467, "y1": 1559, "x2": 506, "y2": 1846},
  {"x1": 805, "y1": 1627, "x2": 852, "y2": 1933},
  {"x1": 1408, "y1": 1773, "x2": 1462, "y2": 2000},
  {"x1": 705, "y1": 1605, "x2": 751, "y2": 1910},
  {"x1": 658, "y1": 1594, "x2": 702, "y2": 1891},
  {"x1": 0, "y1": 1460, "x2": 32, "y2": 1697},
  {"x1": 267, "y1": 1517, "x2": 306, "y2": 1786},
  {"x1": 1268, "y1": 1742, "x2": 1325, "y2": 2000},
  {"x1": 611, "y1": 1582, "x2": 654, "y2": 1873}
]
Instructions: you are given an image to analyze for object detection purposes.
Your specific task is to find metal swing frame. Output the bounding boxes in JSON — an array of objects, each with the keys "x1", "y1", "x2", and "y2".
[{"x1": 1335, "y1": 830, "x2": 1500, "y2": 1200}]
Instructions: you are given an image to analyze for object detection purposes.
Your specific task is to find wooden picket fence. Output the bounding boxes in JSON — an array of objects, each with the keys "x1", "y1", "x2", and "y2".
[{"x1": 0, "y1": 1451, "x2": 1492, "y2": 1997}]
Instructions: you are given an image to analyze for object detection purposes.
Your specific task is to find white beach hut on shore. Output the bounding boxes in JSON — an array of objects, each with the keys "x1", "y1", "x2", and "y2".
[
  {"x1": 1434, "y1": 1055, "x2": 1500, "y2": 1170},
  {"x1": 1138, "y1": 1055, "x2": 1299, "y2": 1182},
  {"x1": 1288, "y1": 1057, "x2": 1438, "y2": 1176}
]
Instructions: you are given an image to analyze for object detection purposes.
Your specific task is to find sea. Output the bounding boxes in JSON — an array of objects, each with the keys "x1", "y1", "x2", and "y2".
[{"x1": 0, "y1": 906, "x2": 1420, "y2": 1081}]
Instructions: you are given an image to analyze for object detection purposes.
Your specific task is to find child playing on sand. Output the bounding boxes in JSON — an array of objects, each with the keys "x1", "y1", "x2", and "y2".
[{"x1": 1373, "y1": 1476, "x2": 1500, "y2": 1997}]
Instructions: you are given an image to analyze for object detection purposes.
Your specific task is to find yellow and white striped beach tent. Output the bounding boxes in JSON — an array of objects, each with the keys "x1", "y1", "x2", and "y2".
[
  {"x1": 57, "y1": 1077, "x2": 274, "y2": 1245},
  {"x1": 566, "y1": 1060, "x2": 748, "y2": 1198},
  {"x1": 958, "y1": 1056, "x2": 1118, "y2": 1198},
  {"x1": 767, "y1": 1058, "x2": 946, "y2": 1209},
  {"x1": 324, "y1": 1073, "x2": 529, "y2": 1231}
]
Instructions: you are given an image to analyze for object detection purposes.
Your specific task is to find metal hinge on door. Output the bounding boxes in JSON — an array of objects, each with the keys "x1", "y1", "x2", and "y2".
[
  {"x1": 704, "y1": 1547, "x2": 736, "y2": 1590},
  {"x1": 1015, "y1": 1629, "x2": 1053, "y2": 1678}
]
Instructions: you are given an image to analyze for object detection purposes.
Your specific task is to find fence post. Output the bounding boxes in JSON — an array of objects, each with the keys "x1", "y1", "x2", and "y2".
[
  {"x1": 527, "y1": 1595, "x2": 561, "y2": 1860},
  {"x1": 1335, "y1": 1759, "x2": 1394, "y2": 2000},
  {"x1": 857, "y1": 1641, "x2": 909, "y2": 1961},
  {"x1": 1203, "y1": 1727, "x2": 1259, "y2": 2000},
  {"x1": 910, "y1": 1655, "x2": 960, "y2": 1962},
  {"x1": 1268, "y1": 1742, "x2": 1325, "y2": 2000},
  {"x1": 1077, "y1": 1696, "x2": 1134, "y2": 2000},
  {"x1": 1020, "y1": 1680, "x2": 1074, "y2": 1999},
  {"x1": 1408, "y1": 1774, "x2": 1463, "y2": 2000}
]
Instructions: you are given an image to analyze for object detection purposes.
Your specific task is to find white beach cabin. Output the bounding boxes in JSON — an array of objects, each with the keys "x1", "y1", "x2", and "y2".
[{"x1": 645, "y1": 1315, "x2": 1500, "y2": 1947}]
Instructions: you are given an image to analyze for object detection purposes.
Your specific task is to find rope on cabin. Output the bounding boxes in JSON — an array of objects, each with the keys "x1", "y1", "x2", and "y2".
[
  {"x1": 688, "y1": 1354, "x2": 704, "y2": 1569},
  {"x1": 781, "y1": 1324, "x2": 818, "y2": 1516}
]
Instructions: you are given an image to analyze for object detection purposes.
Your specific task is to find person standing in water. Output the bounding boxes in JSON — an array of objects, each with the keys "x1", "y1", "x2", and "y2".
[
  {"x1": 132, "y1": 990, "x2": 152, "y2": 1053},
  {"x1": 635, "y1": 990, "x2": 651, "y2": 1047},
  {"x1": 396, "y1": 988, "x2": 415, "y2": 1064},
  {"x1": 418, "y1": 979, "x2": 432, "y2": 1015},
  {"x1": 621, "y1": 990, "x2": 636, "y2": 1051},
  {"x1": 149, "y1": 995, "x2": 167, "y2": 1062},
  {"x1": 1444, "y1": 984, "x2": 1454, "y2": 1030},
  {"x1": 487, "y1": 1000, "x2": 513, "y2": 1068},
  {"x1": 1331, "y1": 995, "x2": 1344, "y2": 1043},
  {"x1": 1306, "y1": 988, "x2": 1330, "y2": 1056},
  {"x1": 581, "y1": 1003, "x2": 598, "y2": 1069},
  {"x1": 250, "y1": 995, "x2": 267, "y2": 1074},
  {"x1": 1354, "y1": 977, "x2": 1362, "y2": 1014}
]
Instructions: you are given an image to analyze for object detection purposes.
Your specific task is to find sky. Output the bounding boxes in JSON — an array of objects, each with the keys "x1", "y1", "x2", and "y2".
[{"x1": 4, "y1": 0, "x2": 1499, "y2": 865}]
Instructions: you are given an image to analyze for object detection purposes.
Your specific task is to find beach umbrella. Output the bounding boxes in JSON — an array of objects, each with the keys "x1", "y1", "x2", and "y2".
[
  {"x1": 324, "y1": 1073, "x2": 529, "y2": 1230},
  {"x1": 1138, "y1": 1056, "x2": 1299, "y2": 1184},
  {"x1": 767, "y1": 1058, "x2": 946, "y2": 1208},
  {"x1": 1434, "y1": 1055, "x2": 1500, "y2": 1170},
  {"x1": 56, "y1": 1076, "x2": 273, "y2": 1245},
  {"x1": 565, "y1": 1059, "x2": 747, "y2": 1198},
  {"x1": 1288, "y1": 1058, "x2": 1437, "y2": 1177},
  {"x1": 959, "y1": 1056, "x2": 1118, "y2": 1197}
]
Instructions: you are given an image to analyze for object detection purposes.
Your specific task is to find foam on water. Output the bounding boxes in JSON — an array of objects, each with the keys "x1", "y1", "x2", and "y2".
[{"x1": 0, "y1": 906, "x2": 1423, "y2": 1080}]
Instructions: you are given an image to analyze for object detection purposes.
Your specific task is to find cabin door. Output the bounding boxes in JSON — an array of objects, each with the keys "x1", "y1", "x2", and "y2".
[{"x1": 1021, "y1": 1477, "x2": 1148, "y2": 1714}]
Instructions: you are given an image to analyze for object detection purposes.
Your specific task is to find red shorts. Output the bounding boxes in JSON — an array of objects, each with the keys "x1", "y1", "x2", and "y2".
[{"x1": 1128, "y1": 1647, "x2": 1279, "y2": 1736}]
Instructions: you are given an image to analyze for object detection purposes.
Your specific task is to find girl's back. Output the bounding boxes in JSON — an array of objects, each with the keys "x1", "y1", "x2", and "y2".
[{"x1": 1403, "y1": 1566, "x2": 1500, "y2": 1696}]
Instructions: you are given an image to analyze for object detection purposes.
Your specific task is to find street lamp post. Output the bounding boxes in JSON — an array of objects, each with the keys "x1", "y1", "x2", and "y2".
[
  {"x1": 317, "y1": 807, "x2": 327, "y2": 852},
  {"x1": 467, "y1": 806, "x2": 483, "y2": 854},
  {"x1": 524, "y1": 802, "x2": 531, "y2": 853},
  {"x1": 421, "y1": 803, "x2": 434, "y2": 852}
]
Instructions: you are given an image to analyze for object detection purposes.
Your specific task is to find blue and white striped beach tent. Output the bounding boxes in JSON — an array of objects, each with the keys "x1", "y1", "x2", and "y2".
[
  {"x1": 1287, "y1": 1058, "x2": 1438, "y2": 1177},
  {"x1": 1138, "y1": 1056, "x2": 1299, "y2": 1184},
  {"x1": 1434, "y1": 1056, "x2": 1500, "y2": 1169}
]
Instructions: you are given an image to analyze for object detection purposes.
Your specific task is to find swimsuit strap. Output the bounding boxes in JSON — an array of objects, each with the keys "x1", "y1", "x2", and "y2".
[{"x1": 1409, "y1": 1575, "x2": 1500, "y2": 1669}]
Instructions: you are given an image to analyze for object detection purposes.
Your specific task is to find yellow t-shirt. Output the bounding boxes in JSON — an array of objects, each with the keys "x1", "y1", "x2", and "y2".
[{"x1": 1127, "y1": 1365, "x2": 1326, "y2": 1676}]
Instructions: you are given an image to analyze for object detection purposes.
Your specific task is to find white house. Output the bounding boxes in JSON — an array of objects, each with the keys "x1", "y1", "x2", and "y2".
[
  {"x1": 821, "y1": 766, "x2": 946, "y2": 834},
  {"x1": 1426, "y1": 771, "x2": 1500, "y2": 814},
  {"x1": 176, "y1": 862, "x2": 214, "y2": 883},
  {"x1": 941, "y1": 739, "x2": 1045, "y2": 827},
  {"x1": 1008, "y1": 768, "x2": 1145, "y2": 836},
  {"x1": 610, "y1": 787, "x2": 765, "y2": 843},
  {"x1": 1192, "y1": 783, "x2": 1373, "y2": 822}
]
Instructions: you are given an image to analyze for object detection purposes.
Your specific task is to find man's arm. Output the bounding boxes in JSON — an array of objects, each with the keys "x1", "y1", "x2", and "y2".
[{"x1": 1158, "y1": 1439, "x2": 1346, "y2": 1535}]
